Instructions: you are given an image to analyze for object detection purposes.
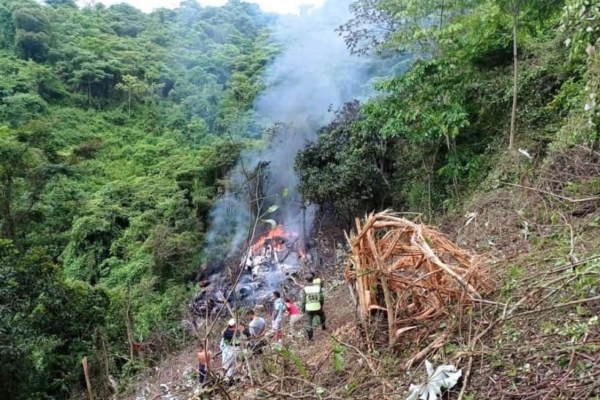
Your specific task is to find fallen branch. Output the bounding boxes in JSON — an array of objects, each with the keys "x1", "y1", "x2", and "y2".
[
  {"x1": 509, "y1": 295, "x2": 600, "y2": 320},
  {"x1": 505, "y1": 183, "x2": 600, "y2": 203},
  {"x1": 260, "y1": 375, "x2": 345, "y2": 399},
  {"x1": 404, "y1": 333, "x2": 448, "y2": 370},
  {"x1": 457, "y1": 356, "x2": 473, "y2": 400},
  {"x1": 522, "y1": 256, "x2": 600, "y2": 282}
]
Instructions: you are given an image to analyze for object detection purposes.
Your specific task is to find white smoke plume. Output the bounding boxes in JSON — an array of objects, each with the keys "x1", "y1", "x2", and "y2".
[{"x1": 203, "y1": 0, "x2": 393, "y2": 264}]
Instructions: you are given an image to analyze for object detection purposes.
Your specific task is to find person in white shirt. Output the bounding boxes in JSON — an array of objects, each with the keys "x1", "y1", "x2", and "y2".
[
  {"x1": 247, "y1": 309, "x2": 266, "y2": 337},
  {"x1": 245, "y1": 309, "x2": 267, "y2": 352}
]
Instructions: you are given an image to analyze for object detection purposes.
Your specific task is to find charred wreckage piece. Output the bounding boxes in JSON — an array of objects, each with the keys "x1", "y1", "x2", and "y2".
[{"x1": 190, "y1": 227, "x2": 311, "y2": 318}]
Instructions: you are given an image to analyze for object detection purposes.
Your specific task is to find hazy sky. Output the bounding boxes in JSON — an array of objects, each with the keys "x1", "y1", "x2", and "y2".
[{"x1": 93, "y1": 0, "x2": 325, "y2": 14}]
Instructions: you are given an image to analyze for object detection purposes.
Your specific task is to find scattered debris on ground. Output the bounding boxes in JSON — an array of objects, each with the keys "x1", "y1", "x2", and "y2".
[{"x1": 407, "y1": 360, "x2": 462, "y2": 400}]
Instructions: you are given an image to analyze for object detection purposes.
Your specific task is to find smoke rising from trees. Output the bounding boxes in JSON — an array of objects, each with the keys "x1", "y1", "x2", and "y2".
[{"x1": 203, "y1": 0, "x2": 393, "y2": 262}]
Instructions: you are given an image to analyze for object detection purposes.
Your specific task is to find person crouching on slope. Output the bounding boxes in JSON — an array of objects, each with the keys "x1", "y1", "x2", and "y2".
[
  {"x1": 301, "y1": 275, "x2": 326, "y2": 341},
  {"x1": 220, "y1": 319, "x2": 241, "y2": 381},
  {"x1": 245, "y1": 309, "x2": 267, "y2": 352}
]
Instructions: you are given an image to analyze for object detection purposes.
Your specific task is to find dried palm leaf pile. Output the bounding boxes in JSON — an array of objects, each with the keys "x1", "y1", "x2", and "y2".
[{"x1": 345, "y1": 210, "x2": 489, "y2": 349}]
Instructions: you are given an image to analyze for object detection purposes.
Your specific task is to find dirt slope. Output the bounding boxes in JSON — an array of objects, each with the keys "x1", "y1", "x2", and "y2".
[
  {"x1": 125, "y1": 148, "x2": 600, "y2": 400},
  {"x1": 123, "y1": 278, "x2": 358, "y2": 400}
]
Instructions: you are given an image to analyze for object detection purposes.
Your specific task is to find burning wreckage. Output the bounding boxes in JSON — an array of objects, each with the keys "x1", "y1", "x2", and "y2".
[{"x1": 190, "y1": 225, "x2": 309, "y2": 317}]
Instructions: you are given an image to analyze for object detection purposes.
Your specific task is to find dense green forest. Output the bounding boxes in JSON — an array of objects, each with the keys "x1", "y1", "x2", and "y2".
[
  {"x1": 0, "y1": 0, "x2": 276, "y2": 398},
  {"x1": 1, "y1": 0, "x2": 598, "y2": 398},
  {"x1": 298, "y1": 0, "x2": 595, "y2": 224}
]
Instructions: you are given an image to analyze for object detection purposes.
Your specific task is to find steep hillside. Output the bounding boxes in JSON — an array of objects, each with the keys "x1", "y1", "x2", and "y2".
[
  {"x1": 122, "y1": 0, "x2": 600, "y2": 399},
  {"x1": 3, "y1": 0, "x2": 600, "y2": 399},
  {"x1": 125, "y1": 149, "x2": 600, "y2": 400}
]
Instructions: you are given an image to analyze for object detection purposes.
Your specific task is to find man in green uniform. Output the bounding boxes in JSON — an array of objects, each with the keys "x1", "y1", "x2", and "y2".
[{"x1": 300, "y1": 275, "x2": 326, "y2": 341}]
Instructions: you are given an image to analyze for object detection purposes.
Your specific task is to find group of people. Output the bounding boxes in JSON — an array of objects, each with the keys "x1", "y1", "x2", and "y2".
[{"x1": 196, "y1": 273, "x2": 327, "y2": 385}]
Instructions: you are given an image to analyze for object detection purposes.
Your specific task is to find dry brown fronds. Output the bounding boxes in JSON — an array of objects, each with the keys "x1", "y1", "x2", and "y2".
[{"x1": 345, "y1": 210, "x2": 490, "y2": 348}]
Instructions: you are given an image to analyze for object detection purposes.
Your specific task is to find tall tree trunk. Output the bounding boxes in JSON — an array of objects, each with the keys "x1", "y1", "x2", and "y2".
[
  {"x1": 1, "y1": 175, "x2": 14, "y2": 240},
  {"x1": 125, "y1": 287, "x2": 135, "y2": 362},
  {"x1": 509, "y1": 11, "x2": 519, "y2": 152}
]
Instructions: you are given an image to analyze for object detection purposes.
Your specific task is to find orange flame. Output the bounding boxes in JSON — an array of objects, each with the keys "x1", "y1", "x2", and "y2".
[
  {"x1": 252, "y1": 224, "x2": 294, "y2": 253},
  {"x1": 297, "y1": 237, "x2": 306, "y2": 258}
]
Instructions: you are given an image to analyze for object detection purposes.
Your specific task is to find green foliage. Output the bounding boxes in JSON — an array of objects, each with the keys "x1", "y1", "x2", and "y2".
[
  {"x1": 13, "y1": 5, "x2": 52, "y2": 62},
  {"x1": 554, "y1": 315, "x2": 598, "y2": 343},
  {"x1": 332, "y1": 343, "x2": 347, "y2": 371},
  {"x1": 559, "y1": 0, "x2": 600, "y2": 139},
  {"x1": 380, "y1": 0, "x2": 483, "y2": 56},
  {"x1": 299, "y1": 0, "x2": 575, "y2": 222},
  {"x1": 276, "y1": 347, "x2": 310, "y2": 379},
  {"x1": 371, "y1": 59, "x2": 469, "y2": 142},
  {"x1": 296, "y1": 101, "x2": 398, "y2": 225},
  {"x1": 45, "y1": 0, "x2": 77, "y2": 8},
  {"x1": 308, "y1": 4, "x2": 497, "y2": 215},
  {"x1": 0, "y1": 123, "x2": 66, "y2": 243},
  {"x1": 0, "y1": 0, "x2": 274, "y2": 398},
  {"x1": 0, "y1": 240, "x2": 109, "y2": 400}
]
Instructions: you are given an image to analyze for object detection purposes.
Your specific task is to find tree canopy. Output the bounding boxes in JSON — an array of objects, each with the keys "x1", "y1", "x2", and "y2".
[
  {"x1": 298, "y1": 0, "x2": 573, "y2": 219},
  {"x1": 0, "y1": 1, "x2": 275, "y2": 398}
]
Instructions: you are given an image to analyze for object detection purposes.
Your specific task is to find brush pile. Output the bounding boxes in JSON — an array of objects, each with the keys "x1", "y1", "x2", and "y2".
[{"x1": 345, "y1": 210, "x2": 488, "y2": 347}]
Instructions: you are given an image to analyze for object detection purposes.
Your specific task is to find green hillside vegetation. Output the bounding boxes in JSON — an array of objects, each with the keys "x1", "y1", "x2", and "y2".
[
  {"x1": 2, "y1": 0, "x2": 600, "y2": 398},
  {"x1": 0, "y1": 0, "x2": 275, "y2": 398},
  {"x1": 297, "y1": 0, "x2": 594, "y2": 222}
]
